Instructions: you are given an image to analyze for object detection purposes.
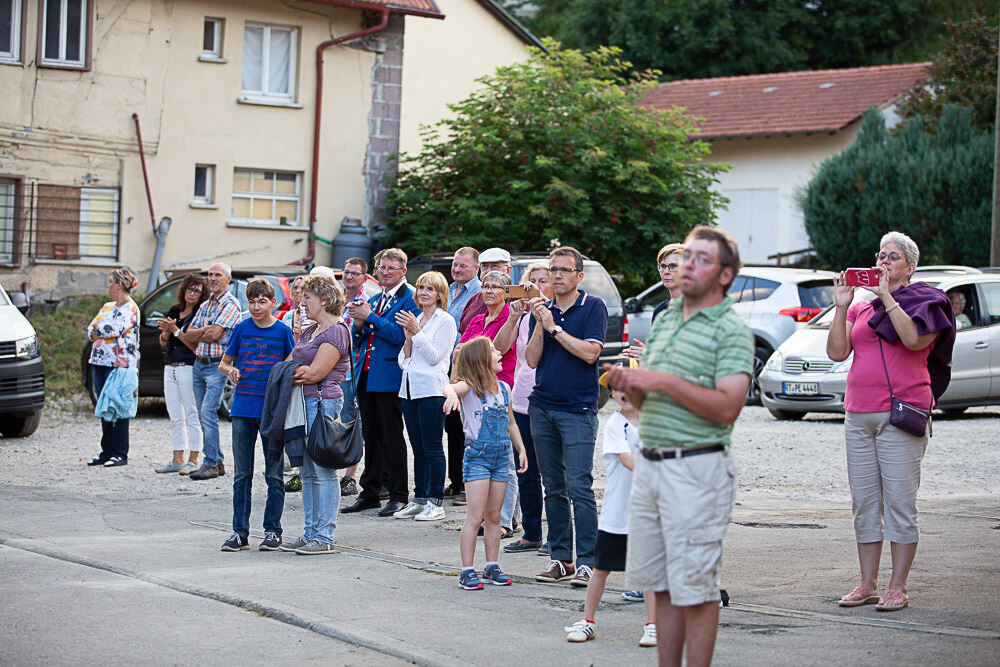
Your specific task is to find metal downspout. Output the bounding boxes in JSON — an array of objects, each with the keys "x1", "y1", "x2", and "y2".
[
  {"x1": 133, "y1": 113, "x2": 171, "y2": 292},
  {"x1": 294, "y1": 7, "x2": 391, "y2": 266}
]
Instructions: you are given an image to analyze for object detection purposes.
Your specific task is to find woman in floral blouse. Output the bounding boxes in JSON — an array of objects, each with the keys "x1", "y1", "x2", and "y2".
[{"x1": 86, "y1": 268, "x2": 141, "y2": 467}]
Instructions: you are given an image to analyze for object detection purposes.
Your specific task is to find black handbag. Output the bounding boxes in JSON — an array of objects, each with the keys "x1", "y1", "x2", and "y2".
[
  {"x1": 878, "y1": 339, "x2": 932, "y2": 438},
  {"x1": 305, "y1": 325, "x2": 363, "y2": 469}
]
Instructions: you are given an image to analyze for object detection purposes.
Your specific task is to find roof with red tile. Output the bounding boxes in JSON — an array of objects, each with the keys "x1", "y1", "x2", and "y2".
[
  {"x1": 305, "y1": 0, "x2": 445, "y2": 19},
  {"x1": 643, "y1": 63, "x2": 931, "y2": 139}
]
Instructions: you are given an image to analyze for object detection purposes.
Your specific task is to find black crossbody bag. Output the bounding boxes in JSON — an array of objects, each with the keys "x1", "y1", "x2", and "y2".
[
  {"x1": 878, "y1": 339, "x2": 932, "y2": 438},
  {"x1": 305, "y1": 323, "x2": 363, "y2": 469}
]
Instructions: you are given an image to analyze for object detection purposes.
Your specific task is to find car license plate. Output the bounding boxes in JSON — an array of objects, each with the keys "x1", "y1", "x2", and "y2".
[{"x1": 783, "y1": 382, "x2": 819, "y2": 396}]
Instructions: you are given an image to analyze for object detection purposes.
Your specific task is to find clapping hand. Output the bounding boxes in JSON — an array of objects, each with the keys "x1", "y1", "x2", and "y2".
[
  {"x1": 528, "y1": 297, "x2": 554, "y2": 330},
  {"x1": 395, "y1": 310, "x2": 421, "y2": 336}
]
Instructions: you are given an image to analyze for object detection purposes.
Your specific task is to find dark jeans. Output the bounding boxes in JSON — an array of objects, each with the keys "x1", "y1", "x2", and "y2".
[
  {"x1": 529, "y1": 404, "x2": 599, "y2": 568},
  {"x1": 340, "y1": 374, "x2": 359, "y2": 425},
  {"x1": 514, "y1": 410, "x2": 544, "y2": 542},
  {"x1": 401, "y1": 395, "x2": 447, "y2": 502},
  {"x1": 356, "y1": 371, "x2": 408, "y2": 503},
  {"x1": 445, "y1": 409, "x2": 465, "y2": 492},
  {"x1": 231, "y1": 417, "x2": 284, "y2": 538},
  {"x1": 91, "y1": 365, "x2": 129, "y2": 459}
]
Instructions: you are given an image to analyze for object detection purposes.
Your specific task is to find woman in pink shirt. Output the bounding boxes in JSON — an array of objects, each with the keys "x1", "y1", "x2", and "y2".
[
  {"x1": 457, "y1": 271, "x2": 516, "y2": 385},
  {"x1": 826, "y1": 231, "x2": 954, "y2": 612}
]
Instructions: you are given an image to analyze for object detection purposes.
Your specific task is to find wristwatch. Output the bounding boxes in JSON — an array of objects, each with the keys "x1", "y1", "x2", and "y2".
[
  {"x1": 173, "y1": 329, "x2": 181, "y2": 338},
  {"x1": 551, "y1": 325, "x2": 564, "y2": 338}
]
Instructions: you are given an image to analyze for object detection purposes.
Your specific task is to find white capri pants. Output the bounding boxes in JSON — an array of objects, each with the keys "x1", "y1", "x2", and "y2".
[
  {"x1": 844, "y1": 411, "x2": 927, "y2": 544},
  {"x1": 164, "y1": 364, "x2": 203, "y2": 453}
]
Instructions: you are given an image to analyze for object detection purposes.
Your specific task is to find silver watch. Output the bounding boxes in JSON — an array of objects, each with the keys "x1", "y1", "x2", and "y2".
[{"x1": 551, "y1": 325, "x2": 564, "y2": 337}]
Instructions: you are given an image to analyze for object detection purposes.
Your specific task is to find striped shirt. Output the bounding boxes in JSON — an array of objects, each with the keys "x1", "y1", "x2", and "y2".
[
  {"x1": 190, "y1": 290, "x2": 242, "y2": 358},
  {"x1": 638, "y1": 295, "x2": 753, "y2": 449}
]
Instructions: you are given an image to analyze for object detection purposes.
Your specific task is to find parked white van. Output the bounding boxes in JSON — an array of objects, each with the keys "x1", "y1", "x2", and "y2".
[{"x1": 0, "y1": 285, "x2": 44, "y2": 437}]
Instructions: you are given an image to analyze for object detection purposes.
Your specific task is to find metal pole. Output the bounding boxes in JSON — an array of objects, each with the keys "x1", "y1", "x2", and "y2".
[
  {"x1": 146, "y1": 216, "x2": 171, "y2": 294},
  {"x1": 991, "y1": 26, "x2": 1000, "y2": 266},
  {"x1": 132, "y1": 113, "x2": 157, "y2": 234}
]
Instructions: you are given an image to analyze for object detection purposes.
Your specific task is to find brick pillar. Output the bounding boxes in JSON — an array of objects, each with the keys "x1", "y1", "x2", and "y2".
[{"x1": 363, "y1": 13, "x2": 405, "y2": 237}]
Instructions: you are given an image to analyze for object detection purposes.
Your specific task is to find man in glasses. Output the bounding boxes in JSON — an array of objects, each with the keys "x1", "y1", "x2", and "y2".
[
  {"x1": 524, "y1": 246, "x2": 608, "y2": 588},
  {"x1": 342, "y1": 248, "x2": 420, "y2": 516},
  {"x1": 604, "y1": 226, "x2": 753, "y2": 667}
]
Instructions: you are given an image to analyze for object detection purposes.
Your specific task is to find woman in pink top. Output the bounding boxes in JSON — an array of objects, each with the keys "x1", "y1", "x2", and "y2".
[
  {"x1": 826, "y1": 231, "x2": 955, "y2": 612},
  {"x1": 457, "y1": 271, "x2": 516, "y2": 385}
]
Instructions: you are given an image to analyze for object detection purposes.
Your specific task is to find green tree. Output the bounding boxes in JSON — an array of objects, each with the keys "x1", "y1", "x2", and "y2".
[
  {"x1": 384, "y1": 41, "x2": 727, "y2": 294},
  {"x1": 899, "y1": 13, "x2": 999, "y2": 133},
  {"x1": 802, "y1": 106, "x2": 994, "y2": 269},
  {"x1": 507, "y1": 0, "x2": 987, "y2": 80}
]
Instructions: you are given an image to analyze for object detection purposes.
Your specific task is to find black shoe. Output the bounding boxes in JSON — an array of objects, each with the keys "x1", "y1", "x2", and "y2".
[
  {"x1": 285, "y1": 474, "x2": 302, "y2": 493},
  {"x1": 216, "y1": 462, "x2": 226, "y2": 477},
  {"x1": 103, "y1": 456, "x2": 128, "y2": 467},
  {"x1": 379, "y1": 488, "x2": 390, "y2": 500},
  {"x1": 87, "y1": 455, "x2": 109, "y2": 466},
  {"x1": 221, "y1": 533, "x2": 249, "y2": 551},
  {"x1": 443, "y1": 484, "x2": 461, "y2": 498},
  {"x1": 504, "y1": 539, "x2": 542, "y2": 553},
  {"x1": 189, "y1": 463, "x2": 221, "y2": 480},
  {"x1": 378, "y1": 500, "x2": 405, "y2": 517},
  {"x1": 342, "y1": 497, "x2": 381, "y2": 513},
  {"x1": 259, "y1": 531, "x2": 282, "y2": 551}
]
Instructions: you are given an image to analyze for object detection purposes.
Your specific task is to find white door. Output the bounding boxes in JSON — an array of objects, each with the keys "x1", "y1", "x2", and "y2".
[{"x1": 718, "y1": 188, "x2": 778, "y2": 264}]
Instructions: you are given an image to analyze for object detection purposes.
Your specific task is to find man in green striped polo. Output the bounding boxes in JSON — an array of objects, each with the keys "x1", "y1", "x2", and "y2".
[{"x1": 604, "y1": 225, "x2": 753, "y2": 667}]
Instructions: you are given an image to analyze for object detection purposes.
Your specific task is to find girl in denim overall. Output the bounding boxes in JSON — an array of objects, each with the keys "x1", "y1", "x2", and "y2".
[{"x1": 443, "y1": 336, "x2": 528, "y2": 590}]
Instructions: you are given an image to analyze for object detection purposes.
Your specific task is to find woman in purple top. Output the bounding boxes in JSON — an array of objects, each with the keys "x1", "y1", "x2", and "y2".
[
  {"x1": 457, "y1": 270, "x2": 516, "y2": 386},
  {"x1": 281, "y1": 276, "x2": 351, "y2": 555},
  {"x1": 827, "y1": 231, "x2": 955, "y2": 612}
]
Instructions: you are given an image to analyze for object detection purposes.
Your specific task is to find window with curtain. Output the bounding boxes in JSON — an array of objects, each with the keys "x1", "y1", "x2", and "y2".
[
  {"x1": 241, "y1": 23, "x2": 296, "y2": 103},
  {"x1": 231, "y1": 168, "x2": 300, "y2": 227},
  {"x1": 41, "y1": 0, "x2": 87, "y2": 68},
  {"x1": 0, "y1": 179, "x2": 14, "y2": 262},
  {"x1": 1, "y1": 0, "x2": 22, "y2": 64}
]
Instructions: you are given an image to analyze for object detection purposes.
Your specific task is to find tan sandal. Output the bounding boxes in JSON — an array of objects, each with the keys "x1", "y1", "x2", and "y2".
[
  {"x1": 839, "y1": 586, "x2": 880, "y2": 607},
  {"x1": 875, "y1": 589, "x2": 909, "y2": 611}
]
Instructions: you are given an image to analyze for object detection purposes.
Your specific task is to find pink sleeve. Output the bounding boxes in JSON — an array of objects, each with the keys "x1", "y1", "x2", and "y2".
[{"x1": 846, "y1": 301, "x2": 864, "y2": 323}]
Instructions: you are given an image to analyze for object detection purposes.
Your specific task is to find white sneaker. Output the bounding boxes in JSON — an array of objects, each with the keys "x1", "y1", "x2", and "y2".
[
  {"x1": 393, "y1": 501, "x2": 425, "y2": 519},
  {"x1": 639, "y1": 623, "x2": 657, "y2": 647},
  {"x1": 566, "y1": 619, "x2": 595, "y2": 642},
  {"x1": 414, "y1": 501, "x2": 446, "y2": 521}
]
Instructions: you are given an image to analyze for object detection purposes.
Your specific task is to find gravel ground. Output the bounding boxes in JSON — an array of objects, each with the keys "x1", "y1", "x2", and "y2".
[{"x1": 4, "y1": 396, "x2": 998, "y2": 504}]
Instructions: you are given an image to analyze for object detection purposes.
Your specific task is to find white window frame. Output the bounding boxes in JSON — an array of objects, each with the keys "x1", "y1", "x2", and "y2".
[
  {"x1": 192, "y1": 164, "x2": 215, "y2": 206},
  {"x1": 0, "y1": 179, "x2": 14, "y2": 263},
  {"x1": 0, "y1": 0, "x2": 22, "y2": 64},
  {"x1": 240, "y1": 23, "x2": 297, "y2": 104},
  {"x1": 41, "y1": 0, "x2": 87, "y2": 68},
  {"x1": 79, "y1": 187, "x2": 119, "y2": 260},
  {"x1": 231, "y1": 168, "x2": 301, "y2": 227},
  {"x1": 201, "y1": 17, "x2": 223, "y2": 60}
]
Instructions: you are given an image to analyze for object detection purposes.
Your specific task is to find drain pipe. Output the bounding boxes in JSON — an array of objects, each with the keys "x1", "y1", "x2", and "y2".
[
  {"x1": 293, "y1": 7, "x2": 390, "y2": 266},
  {"x1": 132, "y1": 113, "x2": 157, "y2": 235}
]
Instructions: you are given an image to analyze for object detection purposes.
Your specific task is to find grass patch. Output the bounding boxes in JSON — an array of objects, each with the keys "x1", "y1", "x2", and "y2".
[{"x1": 29, "y1": 295, "x2": 105, "y2": 400}]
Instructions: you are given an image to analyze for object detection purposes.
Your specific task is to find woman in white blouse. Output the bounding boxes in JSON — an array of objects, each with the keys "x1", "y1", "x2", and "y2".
[{"x1": 394, "y1": 271, "x2": 458, "y2": 521}]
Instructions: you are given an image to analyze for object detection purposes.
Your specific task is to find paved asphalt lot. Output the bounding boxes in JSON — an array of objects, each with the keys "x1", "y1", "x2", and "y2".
[{"x1": 1, "y1": 400, "x2": 998, "y2": 665}]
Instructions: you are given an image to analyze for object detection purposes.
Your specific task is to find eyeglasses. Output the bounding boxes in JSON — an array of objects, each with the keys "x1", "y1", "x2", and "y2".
[
  {"x1": 658, "y1": 262, "x2": 679, "y2": 273},
  {"x1": 380, "y1": 265, "x2": 405, "y2": 273},
  {"x1": 248, "y1": 299, "x2": 272, "y2": 308},
  {"x1": 875, "y1": 252, "x2": 903, "y2": 263},
  {"x1": 342, "y1": 270, "x2": 363, "y2": 278},
  {"x1": 547, "y1": 267, "x2": 577, "y2": 276},
  {"x1": 482, "y1": 285, "x2": 505, "y2": 292},
  {"x1": 681, "y1": 252, "x2": 716, "y2": 268},
  {"x1": 185, "y1": 286, "x2": 202, "y2": 294}
]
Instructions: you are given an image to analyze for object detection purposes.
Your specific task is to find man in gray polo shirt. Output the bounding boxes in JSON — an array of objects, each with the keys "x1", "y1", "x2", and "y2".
[{"x1": 605, "y1": 226, "x2": 753, "y2": 667}]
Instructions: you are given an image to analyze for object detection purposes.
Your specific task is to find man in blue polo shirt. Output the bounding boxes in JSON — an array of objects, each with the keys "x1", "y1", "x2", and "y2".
[{"x1": 525, "y1": 245, "x2": 607, "y2": 587}]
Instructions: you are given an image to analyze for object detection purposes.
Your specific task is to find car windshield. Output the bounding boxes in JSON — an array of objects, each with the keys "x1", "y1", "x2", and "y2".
[
  {"x1": 0, "y1": 286, "x2": 10, "y2": 306},
  {"x1": 797, "y1": 281, "x2": 835, "y2": 309}
]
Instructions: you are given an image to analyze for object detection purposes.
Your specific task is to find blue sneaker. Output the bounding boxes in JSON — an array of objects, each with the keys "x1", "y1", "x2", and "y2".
[
  {"x1": 483, "y1": 563, "x2": 513, "y2": 586},
  {"x1": 459, "y1": 569, "x2": 484, "y2": 590},
  {"x1": 622, "y1": 591, "x2": 644, "y2": 602}
]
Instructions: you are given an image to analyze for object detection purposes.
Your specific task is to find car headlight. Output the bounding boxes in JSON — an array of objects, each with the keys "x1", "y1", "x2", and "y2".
[
  {"x1": 16, "y1": 335, "x2": 40, "y2": 359},
  {"x1": 764, "y1": 350, "x2": 783, "y2": 372}
]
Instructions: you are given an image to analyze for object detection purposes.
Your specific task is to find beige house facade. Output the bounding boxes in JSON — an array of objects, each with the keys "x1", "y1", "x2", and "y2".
[{"x1": 0, "y1": 0, "x2": 537, "y2": 297}]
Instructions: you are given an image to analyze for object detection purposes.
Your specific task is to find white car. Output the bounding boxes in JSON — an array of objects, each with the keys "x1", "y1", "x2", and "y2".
[
  {"x1": 0, "y1": 285, "x2": 44, "y2": 437},
  {"x1": 624, "y1": 266, "x2": 836, "y2": 402},
  {"x1": 759, "y1": 274, "x2": 1000, "y2": 419}
]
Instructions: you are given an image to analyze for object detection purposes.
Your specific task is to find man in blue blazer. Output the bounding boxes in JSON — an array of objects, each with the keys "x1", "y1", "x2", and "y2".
[{"x1": 342, "y1": 248, "x2": 420, "y2": 516}]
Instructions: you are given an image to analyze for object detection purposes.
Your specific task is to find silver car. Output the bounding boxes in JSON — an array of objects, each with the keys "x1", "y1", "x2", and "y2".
[
  {"x1": 625, "y1": 267, "x2": 836, "y2": 402},
  {"x1": 759, "y1": 274, "x2": 1000, "y2": 419}
]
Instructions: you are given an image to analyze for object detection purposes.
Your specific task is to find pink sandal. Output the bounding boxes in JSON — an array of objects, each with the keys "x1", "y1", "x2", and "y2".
[
  {"x1": 839, "y1": 586, "x2": 880, "y2": 607},
  {"x1": 875, "y1": 589, "x2": 909, "y2": 611}
]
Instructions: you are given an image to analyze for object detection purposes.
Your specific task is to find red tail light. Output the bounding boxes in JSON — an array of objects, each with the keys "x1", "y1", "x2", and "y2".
[
  {"x1": 622, "y1": 315, "x2": 630, "y2": 343},
  {"x1": 779, "y1": 306, "x2": 823, "y2": 322}
]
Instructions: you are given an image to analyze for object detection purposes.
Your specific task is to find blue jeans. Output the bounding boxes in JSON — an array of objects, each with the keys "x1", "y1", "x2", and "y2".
[
  {"x1": 91, "y1": 365, "x2": 129, "y2": 459},
  {"x1": 231, "y1": 417, "x2": 284, "y2": 539},
  {"x1": 513, "y1": 411, "x2": 542, "y2": 541},
  {"x1": 303, "y1": 396, "x2": 343, "y2": 544},
  {"x1": 529, "y1": 404, "x2": 599, "y2": 568},
  {"x1": 192, "y1": 360, "x2": 227, "y2": 466},
  {"x1": 340, "y1": 374, "x2": 359, "y2": 426},
  {"x1": 401, "y1": 396, "x2": 446, "y2": 502}
]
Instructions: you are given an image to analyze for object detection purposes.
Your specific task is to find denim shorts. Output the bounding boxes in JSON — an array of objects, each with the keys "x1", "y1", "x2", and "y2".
[{"x1": 462, "y1": 438, "x2": 510, "y2": 483}]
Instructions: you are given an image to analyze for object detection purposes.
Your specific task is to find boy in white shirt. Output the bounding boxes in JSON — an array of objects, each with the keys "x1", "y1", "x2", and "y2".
[{"x1": 565, "y1": 382, "x2": 656, "y2": 647}]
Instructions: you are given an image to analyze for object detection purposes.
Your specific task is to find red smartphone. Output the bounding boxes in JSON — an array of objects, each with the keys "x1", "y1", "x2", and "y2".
[{"x1": 844, "y1": 268, "x2": 879, "y2": 287}]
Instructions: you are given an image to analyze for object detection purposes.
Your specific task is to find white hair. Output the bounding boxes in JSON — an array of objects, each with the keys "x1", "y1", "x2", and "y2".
[
  {"x1": 880, "y1": 231, "x2": 919, "y2": 267},
  {"x1": 310, "y1": 265, "x2": 336, "y2": 278}
]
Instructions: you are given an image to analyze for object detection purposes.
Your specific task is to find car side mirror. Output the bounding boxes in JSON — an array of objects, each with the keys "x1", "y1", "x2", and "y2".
[
  {"x1": 624, "y1": 297, "x2": 640, "y2": 314},
  {"x1": 9, "y1": 291, "x2": 29, "y2": 315}
]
